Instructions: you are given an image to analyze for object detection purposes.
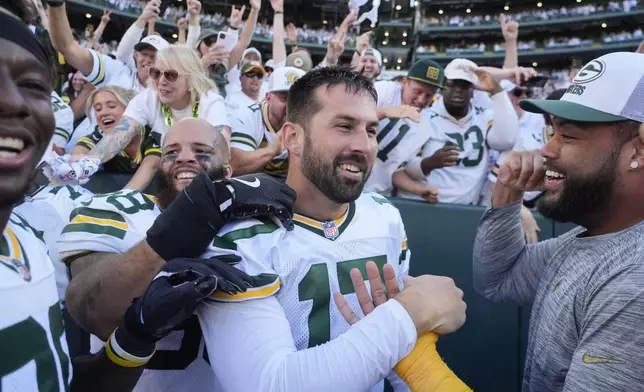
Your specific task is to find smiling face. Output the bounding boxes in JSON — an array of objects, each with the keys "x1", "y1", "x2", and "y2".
[
  {"x1": 156, "y1": 119, "x2": 231, "y2": 208},
  {"x1": 297, "y1": 84, "x2": 379, "y2": 203},
  {"x1": 401, "y1": 79, "x2": 438, "y2": 109},
  {"x1": 153, "y1": 58, "x2": 190, "y2": 106},
  {"x1": 537, "y1": 118, "x2": 632, "y2": 224},
  {"x1": 241, "y1": 71, "x2": 263, "y2": 96},
  {"x1": 0, "y1": 38, "x2": 54, "y2": 207},
  {"x1": 93, "y1": 91, "x2": 126, "y2": 133},
  {"x1": 71, "y1": 71, "x2": 86, "y2": 93},
  {"x1": 135, "y1": 47, "x2": 157, "y2": 85},
  {"x1": 358, "y1": 55, "x2": 380, "y2": 80}
]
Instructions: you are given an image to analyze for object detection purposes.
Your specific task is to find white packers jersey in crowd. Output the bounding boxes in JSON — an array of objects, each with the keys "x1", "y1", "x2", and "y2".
[
  {"x1": 14, "y1": 185, "x2": 94, "y2": 301},
  {"x1": 0, "y1": 213, "x2": 72, "y2": 391},
  {"x1": 400, "y1": 97, "x2": 494, "y2": 205},
  {"x1": 365, "y1": 115, "x2": 433, "y2": 195},
  {"x1": 230, "y1": 101, "x2": 289, "y2": 177},
  {"x1": 51, "y1": 91, "x2": 74, "y2": 149},
  {"x1": 200, "y1": 192, "x2": 410, "y2": 392},
  {"x1": 84, "y1": 49, "x2": 145, "y2": 92},
  {"x1": 57, "y1": 189, "x2": 220, "y2": 392}
]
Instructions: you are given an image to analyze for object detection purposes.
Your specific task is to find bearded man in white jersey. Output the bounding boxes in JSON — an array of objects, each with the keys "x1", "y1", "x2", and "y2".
[
  {"x1": 61, "y1": 118, "x2": 296, "y2": 391},
  {"x1": 196, "y1": 66, "x2": 468, "y2": 391},
  {"x1": 0, "y1": 3, "x2": 246, "y2": 391},
  {"x1": 400, "y1": 58, "x2": 518, "y2": 205}
]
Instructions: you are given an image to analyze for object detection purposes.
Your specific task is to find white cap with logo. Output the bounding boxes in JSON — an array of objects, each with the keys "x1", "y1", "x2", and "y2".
[
  {"x1": 269, "y1": 66, "x2": 306, "y2": 93},
  {"x1": 134, "y1": 35, "x2": 170, "y2": 52},
  {"x1": 521, "y1": 52, "x2": 644, "y2": 123},
  {"x1": 444, "y1": 58, "x2": 479, "y2": 85}
]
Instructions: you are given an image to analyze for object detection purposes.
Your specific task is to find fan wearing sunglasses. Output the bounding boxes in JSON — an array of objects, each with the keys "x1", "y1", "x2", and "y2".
[
  {"x1": 225, "y1": 62, "x2": 266, "y2": 112},
  {"x1": 83, "y1": 45, "x2": 231, "y2": 167}
]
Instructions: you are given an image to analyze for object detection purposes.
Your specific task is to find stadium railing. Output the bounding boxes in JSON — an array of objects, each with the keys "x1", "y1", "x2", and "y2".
[{"x1": 80, "y1": 171, "x2": 576, "y2": 392}]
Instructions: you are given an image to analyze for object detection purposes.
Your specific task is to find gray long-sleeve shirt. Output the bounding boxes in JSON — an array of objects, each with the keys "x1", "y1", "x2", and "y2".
[{"x1": 473, "y1": 202, "x2": 644, "y2": 392}]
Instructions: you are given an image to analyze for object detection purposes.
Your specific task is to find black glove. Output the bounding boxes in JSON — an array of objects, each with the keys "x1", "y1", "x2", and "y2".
[
  {"x1": 147, "y1": 172, "x2": 296, "y2": 261},
  {"x1": 111, "y1": 256, "x2": 250, "y2": 362}
]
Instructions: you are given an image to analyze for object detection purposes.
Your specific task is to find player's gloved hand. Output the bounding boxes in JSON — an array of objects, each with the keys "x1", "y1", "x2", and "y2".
[
  {"x1": 147, "y1": 171, "x2": 296, "y2": 261},
  {"x1": 106, "y1": 255, "x2": 249, "y2": 367}
]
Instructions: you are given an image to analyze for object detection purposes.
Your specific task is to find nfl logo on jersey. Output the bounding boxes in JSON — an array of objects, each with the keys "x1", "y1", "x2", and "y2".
[
  {"x1": 323, "y1": 221, "x2": 339, "y2": 240},
  {"x1": 4, "y1": 257, "x2": 32, "y2": 282}
]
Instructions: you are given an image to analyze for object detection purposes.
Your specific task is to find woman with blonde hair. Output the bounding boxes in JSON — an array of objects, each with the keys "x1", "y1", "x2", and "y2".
[
  {"x1": 72, "y1": 86, "x2": 162, "y2": 191},
  {"x1": 81, "y1": 44, "x2": 230, "y2": 167}
]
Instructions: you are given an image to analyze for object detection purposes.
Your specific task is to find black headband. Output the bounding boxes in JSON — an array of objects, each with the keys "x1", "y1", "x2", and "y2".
[{"x1": 0, "y1": 7, "x2": 50, "y2": 68}]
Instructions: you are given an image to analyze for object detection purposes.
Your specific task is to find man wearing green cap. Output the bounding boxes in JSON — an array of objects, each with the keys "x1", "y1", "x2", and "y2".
[
  {"x1": 474, "y1": 52, "x2": 644, "y2": 392},
  {"x1": 364, "y1": 59, "x2": 445, "y2": 198},
  {"x1": 225, "y1": 62, "x2": 266, "y2": 112}
]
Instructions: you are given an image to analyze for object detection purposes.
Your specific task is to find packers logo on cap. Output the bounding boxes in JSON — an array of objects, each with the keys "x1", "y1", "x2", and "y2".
[
  {"x1": 426, "y1": 67, "x2": 440, "y2": 81},
  {"x1": 286, "y1": 71, "x2": 298, "y2": 84},
  {"x1": 573, "y1": 60, "x2": 606, "y2": 84}
]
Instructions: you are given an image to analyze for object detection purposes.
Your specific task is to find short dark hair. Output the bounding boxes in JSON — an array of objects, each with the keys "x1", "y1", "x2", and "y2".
[
  {"x1": 287, "y1": 66, "x2": 378, "y2": 127},
  {"x1": 543, "y1": 89, "x2": 567, "y2": 126}
]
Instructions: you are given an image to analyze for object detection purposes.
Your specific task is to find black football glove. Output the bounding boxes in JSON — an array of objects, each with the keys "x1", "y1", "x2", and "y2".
[
  {"x1": 147, "y1": 172, "x2": 296, "y2": 261},
  {"x1": 111, "y1": 255, "x2": 250, "y2": 360}
]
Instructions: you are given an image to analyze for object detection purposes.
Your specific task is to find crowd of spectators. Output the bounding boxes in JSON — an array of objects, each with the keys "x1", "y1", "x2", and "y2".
[{"x1": 422, "y1": 0, "x2": 639, "y2": 27}]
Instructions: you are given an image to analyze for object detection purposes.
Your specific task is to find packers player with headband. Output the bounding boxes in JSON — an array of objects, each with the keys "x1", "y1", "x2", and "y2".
[
  {"x1": 0, "y1": 3, "x2": 251, "y2": 391},
  {"x1": 365, "y1": 59, "x2": 444, "y2": 200},
  {"x1": 61, "y1": 117, "x2": 296, "y2": 391},
  {"x1": 230, "y1": 66, "x2": 306, "y2": 177},
  {"x1": 400, "y1": 58, "x2": 518, "y2": 204},
  {"x1": 196, "y1": 66, "x2": 469, "y2": 391}
]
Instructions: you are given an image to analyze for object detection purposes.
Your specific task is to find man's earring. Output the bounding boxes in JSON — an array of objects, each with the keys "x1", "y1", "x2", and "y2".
[{"x1": 631, "y1": 161, "x2": 639, "y2": 169}]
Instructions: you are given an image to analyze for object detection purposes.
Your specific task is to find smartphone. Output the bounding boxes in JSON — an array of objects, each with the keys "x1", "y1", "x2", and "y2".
[
  {"x1": 216, "y1": 31, "x2": 238, "y2": 52},
  {"x1": 158, "y1": 0, "x2": 173, "y2": 18},
  {"x1": 522, "y1": 75, "x2": 550, "y2": 88}
]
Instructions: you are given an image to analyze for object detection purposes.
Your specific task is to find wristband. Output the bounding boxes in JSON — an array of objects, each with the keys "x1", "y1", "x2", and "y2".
[
  {"x1": 45, "y1": 0, "x2": 65, "y2": 6},
  {"x1": 105, "y1": 330, "x2": 155, "y2": 368},
  {"x1": 394, "y1": 333, "x2": 472, "y2": 391},
  {"x1": 274, "y1": 10, "x2": 284, "y2": 14}
]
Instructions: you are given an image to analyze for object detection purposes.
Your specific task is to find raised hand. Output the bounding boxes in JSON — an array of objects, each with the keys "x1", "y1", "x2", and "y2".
[
  {"x1": 356, "y1": 31, "x2": 373, "y2": 53},
  {"x1": 100, "y1": 10, "x2": 111, "y2": 24},
  {"x1": 500, "y1": 13, "x2": 519, "y2": 42},
  {"x1": 496, "y1": 150, "x2": 546, "y2": 192},
  {"x1": 139, "y1": 0, "x2": 161, "y2": 23},
  {"x1": 269, "y1": 0, "x2": 283, "y2": 12},
  {"x1": 286, "y1": 23, "x2": 298, "y2": 45},
  {"x1": 229, "y1": 5, "x2": 245, "y2": 29},
  {"x1": 250, "y1": 0, "x2": 261, "y2": 11},
  {"x1": 472, "y1": 67, "x2": 502, "y2": 95},
  {"x1": 187, "y1": 0, "x2": 202, "y2": 18},
  {"x1": 177, "y1": 17, "x2": 186, "y2": 29}
]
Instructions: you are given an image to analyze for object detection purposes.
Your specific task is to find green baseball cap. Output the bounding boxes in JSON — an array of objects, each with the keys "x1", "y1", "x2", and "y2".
[{"x1": 407, "y1": 59, "x2": 444, "y2": 88}]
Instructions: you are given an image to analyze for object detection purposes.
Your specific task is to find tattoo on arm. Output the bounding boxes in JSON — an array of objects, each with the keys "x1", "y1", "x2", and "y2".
[{"x1": 87, "y1": 117, "x2": 141, "y2": 163}]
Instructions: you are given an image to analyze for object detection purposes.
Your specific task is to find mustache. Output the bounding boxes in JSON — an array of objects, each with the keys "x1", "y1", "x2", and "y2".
[
  {"x1": 544, "y1": 160, "x2": 567, "y2": 175},
  {"x1": 334, "y1": 153, "x2": 368, "y2": 170}
]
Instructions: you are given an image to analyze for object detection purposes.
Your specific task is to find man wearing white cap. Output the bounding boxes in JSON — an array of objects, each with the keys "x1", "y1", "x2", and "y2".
[
  {"x1": 400, "y1": 58, "x2": 518, "y2": 205},
  {"x1": 474, "y1": 52, "x2": 644, "y2": 392},
  {"x1": 357, "y1": 48, "x2": 382, "y2": 81},
  {"x1": 229, "y1": 66, "x2": 306, "y2": 177}
]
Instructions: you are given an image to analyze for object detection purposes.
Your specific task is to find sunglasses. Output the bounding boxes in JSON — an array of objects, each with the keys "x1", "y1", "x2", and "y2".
[
  {"x1": 512, "y1": 88, "x2": 532, "y2": 98},
  {"x1": 243, "y1": 72, "x2": 263, "y2": 79},
  {"x1": 149, "y1": 67, "x2": 181, "y2": 82}
]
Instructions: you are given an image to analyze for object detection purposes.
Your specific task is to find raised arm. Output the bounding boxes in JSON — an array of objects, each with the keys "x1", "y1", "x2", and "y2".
[
  {"x1": 186, "y1": 0, "x2": 202, "y2": 49},
  {"x1": 270, "y1": 0, "x2": 287, "y2": 63},
  {"x1": 47, "y1": 2, "x2": 94, "y2": 76},
  {"x1": 228, "y1": 0, "x2": 260, "y2": 69},
  {"x1": 500, "y1": 14, "x2": 518, "y2": 69},
  {"x1": 85, "y1": 117, "x2": 142, "y2": 163},
  {"x1": 115, "y1": 1, "x2": 159, "y2": 66},
  {"x1": 87, "y1": 10, "x2": 111, "y2": 50}
]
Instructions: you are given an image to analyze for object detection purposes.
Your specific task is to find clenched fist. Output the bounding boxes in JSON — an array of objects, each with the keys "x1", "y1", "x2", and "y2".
[{"x1": 494, "y1": 150, "x2": 546, "y2": 208}]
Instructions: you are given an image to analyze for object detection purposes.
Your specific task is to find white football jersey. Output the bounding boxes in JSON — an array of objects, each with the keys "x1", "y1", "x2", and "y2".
[
  {"x1": 57, "y1": 189, "x2": 249, "y2": 392},
  {"x1": 0, "y1": 213, "x2": 72, "y2": 391},
  {"x1": 230, "y1": 102, "x2": 289, "y2": 177},
  {"x1": 14, "y1": 185, "x2": 94, "y2": 301},
  {"x1": 84, "y1": 49, "x2": 145, "y2": 92},
  {"x1": 365, "y1": 114, "x2": 433, "y2": 195},
  {"x1": 399, "y1": 97, "x2": 494, "y2": 205},
  {"x1": 200, "y1": 192, "x2": 410, "y2": 392},
  {"x1": 51, "y1": 91, "x2": 74, "y2": 149}
]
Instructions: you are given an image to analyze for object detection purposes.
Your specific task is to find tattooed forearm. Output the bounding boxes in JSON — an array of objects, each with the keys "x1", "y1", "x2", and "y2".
[{"x1": 87, "y1": 117, "x2": 141, "y2": 163}]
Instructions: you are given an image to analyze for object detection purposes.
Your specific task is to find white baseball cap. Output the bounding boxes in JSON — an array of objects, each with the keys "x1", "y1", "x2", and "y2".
[
  {"x1": 361, "y1": 48, "x2": 383, "y2": 67},
  {"x1": 134, "y1": 35, "x2": 169, "y2": 52},
  {"x1": 243, "y1": 47, "x2": 262, "y2": 63},
  {"x1": 521, "y1": 52, "x2": 644, "y2": 123},
  {"x1": 269, "y1": 66, "x2": 306, "y2": 93},
  {"x1": 444, "y1": 58, "x2": 479, "y2": 85}
]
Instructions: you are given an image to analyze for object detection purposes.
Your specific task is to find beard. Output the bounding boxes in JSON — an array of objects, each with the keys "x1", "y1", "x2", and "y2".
[
  {"x1": 537, "y1": 150, "x2": 619, "y2": 224},
  {"x1": 300, "y1": 132, "x2": 370, "y2": 204},
  {"x1": 152, "y1": 166, "x2": 226, "y2": 209}
]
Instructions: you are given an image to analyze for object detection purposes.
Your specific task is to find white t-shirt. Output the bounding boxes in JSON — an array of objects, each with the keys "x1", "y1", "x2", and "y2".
[
  {"x1": 225, "y1": 90, "x2": 259, "y2": 114},
  {"x1": 123, "y1": 88, "x2": 230, "y2": 142},
  {"x1": 374, "y1": 80, "x2": 403, "y2": 108}
]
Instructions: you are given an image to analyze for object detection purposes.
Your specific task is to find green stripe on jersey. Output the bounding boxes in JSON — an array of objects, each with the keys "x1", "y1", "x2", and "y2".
[
  {"x1": 212, "y1": 218, "x2": 279, "y2": 251},
  {"x1": 62, "y1": 223, "x2": 126, "y2": 239},
  {"x1": 70, "y1": 207, "x2": 126, "y2": 222}
]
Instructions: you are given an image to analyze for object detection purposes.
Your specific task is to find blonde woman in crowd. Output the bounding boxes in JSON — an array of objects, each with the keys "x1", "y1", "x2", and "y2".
[
  {"x1": 72, "y1": 86, "x2": 162, "y2": 191},
  {"x1": 84, "y1": 44, "x2": 230, "y2": 166}
]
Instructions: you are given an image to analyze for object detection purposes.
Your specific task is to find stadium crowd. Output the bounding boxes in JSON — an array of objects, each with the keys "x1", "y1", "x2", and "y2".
[{"x1": 3, "y1": 0, "x2": 644, "y2": 391}]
